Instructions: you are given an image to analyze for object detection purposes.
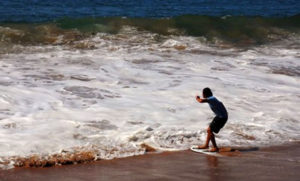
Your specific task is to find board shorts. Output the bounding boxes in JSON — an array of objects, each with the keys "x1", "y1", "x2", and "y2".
[{"x1": 209, "y1": 116, "x2": 227, "y2": 134}]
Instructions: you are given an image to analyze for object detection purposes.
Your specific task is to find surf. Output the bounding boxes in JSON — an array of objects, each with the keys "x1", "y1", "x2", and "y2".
[{"x1": 0, "y1": 14, "x2": 299, "y2": 52}]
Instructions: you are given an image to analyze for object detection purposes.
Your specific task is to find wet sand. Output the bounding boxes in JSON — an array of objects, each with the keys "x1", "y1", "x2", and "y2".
[{"x1": 1, "y1": 143, "x2": 299, "y2": 181}]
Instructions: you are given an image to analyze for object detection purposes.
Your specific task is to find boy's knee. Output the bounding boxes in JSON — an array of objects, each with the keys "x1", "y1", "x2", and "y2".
[
  {"x1": 207, "y1": 127, "x2": 214, "y2": 136},
  {"x1": 207, "y1": 127, "x2": 211, "y2": 134}
]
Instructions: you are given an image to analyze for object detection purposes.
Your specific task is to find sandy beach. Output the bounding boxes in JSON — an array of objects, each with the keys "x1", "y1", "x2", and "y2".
[{"x1": 1, "y1": 142, "x2": 299, "y2": 181}]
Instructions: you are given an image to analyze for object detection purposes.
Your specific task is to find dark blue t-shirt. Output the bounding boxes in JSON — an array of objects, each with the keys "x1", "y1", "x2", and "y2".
[{"x1": 207, "y1": 96, "x2": 228, "y2": 118}]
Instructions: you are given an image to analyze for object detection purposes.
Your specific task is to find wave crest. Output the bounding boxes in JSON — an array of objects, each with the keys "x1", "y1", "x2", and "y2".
[{"x1": 0, "y1": 14, "x2": 299, "y2": 50}]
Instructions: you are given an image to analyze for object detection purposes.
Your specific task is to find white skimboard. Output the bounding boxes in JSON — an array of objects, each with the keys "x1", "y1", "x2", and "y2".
[{"x1": 190, "y1": 145, "x2": 223, "y2": 156}]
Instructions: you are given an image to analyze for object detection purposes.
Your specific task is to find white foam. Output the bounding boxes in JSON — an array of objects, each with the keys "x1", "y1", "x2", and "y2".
[{"x1": 0, "y1": 32, "x2": 299, "y2": 168}]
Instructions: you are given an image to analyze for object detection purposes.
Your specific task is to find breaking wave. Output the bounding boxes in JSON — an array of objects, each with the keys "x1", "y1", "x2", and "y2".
[{"x1": 0, "y1": 14, "x2": 299, "y2": 51}]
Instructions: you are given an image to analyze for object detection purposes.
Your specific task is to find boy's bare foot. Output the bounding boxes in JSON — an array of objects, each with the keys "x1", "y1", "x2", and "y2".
[
  {"x1": 208, "y1": 147, "x2": 219, "y2": 152},
  {"x1": 197, "y1": 145, "x2": 209, "y2": 149}
]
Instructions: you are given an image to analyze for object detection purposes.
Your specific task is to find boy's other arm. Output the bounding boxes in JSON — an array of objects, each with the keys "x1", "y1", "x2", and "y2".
[{"x1": 196, "y1": 96, "x2": 208, "y2": 103}]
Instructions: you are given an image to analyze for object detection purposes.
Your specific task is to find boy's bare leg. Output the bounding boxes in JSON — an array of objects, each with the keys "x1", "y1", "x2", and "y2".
[
  {"x1": 209, "y1": 132, "x2": 219, "y2": 152},
  {"x1": 198, "y1": 127, "x2": 211, "y2": 149}
]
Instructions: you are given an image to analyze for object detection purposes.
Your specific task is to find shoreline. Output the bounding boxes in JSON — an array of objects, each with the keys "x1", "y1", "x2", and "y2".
[{"x1": 1, "y1": 142, "x2": 299, "y2": 181}]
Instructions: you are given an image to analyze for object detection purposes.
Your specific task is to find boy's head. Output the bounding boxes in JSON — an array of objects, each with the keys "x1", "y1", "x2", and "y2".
[{"x1": 202, "y1": 87, "x2": 213, "y2": 98}]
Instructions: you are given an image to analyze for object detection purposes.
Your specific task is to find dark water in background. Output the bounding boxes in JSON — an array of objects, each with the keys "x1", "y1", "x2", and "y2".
[
  {"x1": 0, "y1": 0, "x2": 300, "y2": 22},
  {"x1": 0, "y1": 0, "x2": 299, "y2": 48}
]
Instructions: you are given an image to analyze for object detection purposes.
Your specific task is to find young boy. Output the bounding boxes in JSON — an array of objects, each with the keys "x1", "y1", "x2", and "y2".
[{"x1": 196, "y1": 87, "x2": 228, "y2": 152}]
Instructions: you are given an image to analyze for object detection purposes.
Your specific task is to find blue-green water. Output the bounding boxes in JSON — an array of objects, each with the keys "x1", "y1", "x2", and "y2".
[
  {"x1": 0, "y1": 1, "x2": 299, "y2": 46},
  {"x1": 0, "y1": 0, "x2": 299, "y2": 22}
]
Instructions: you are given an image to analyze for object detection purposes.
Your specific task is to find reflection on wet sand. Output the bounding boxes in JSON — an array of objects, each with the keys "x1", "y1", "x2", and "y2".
[
  {"x1": 0, "y1": 143, "x2": 299, "y2": 181},
  {"x1": 206, "y1": 155, "x2": 220, "y2": 181}
]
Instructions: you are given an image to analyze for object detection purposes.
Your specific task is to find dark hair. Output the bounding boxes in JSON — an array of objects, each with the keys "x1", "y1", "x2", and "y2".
[{"x1": 203, "y1": 87, "x2": 213, "y2": 98}]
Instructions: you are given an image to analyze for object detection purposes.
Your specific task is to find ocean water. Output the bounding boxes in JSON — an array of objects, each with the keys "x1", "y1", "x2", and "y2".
[
  {"x1": 0, "y1": 0, "x2": 300, "y2": 169},
  {"x1": 1, "y1": 0, "x2": 300, "y2": 22}
]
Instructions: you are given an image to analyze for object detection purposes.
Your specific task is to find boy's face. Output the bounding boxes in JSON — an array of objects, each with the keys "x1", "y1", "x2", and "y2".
[{"x1": 202, "y1": 92, "x2": 205, "y2": 98}]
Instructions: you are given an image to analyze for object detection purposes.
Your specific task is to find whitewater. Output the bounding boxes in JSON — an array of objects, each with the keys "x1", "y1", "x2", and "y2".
[{"x1": 0, "y1": 27, "x2": 299, "y2": 169}]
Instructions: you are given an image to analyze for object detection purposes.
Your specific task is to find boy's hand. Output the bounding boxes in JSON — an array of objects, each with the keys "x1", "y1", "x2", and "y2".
[{"x1": 196, "y1": 95, "x2": 207, "y2": 103}]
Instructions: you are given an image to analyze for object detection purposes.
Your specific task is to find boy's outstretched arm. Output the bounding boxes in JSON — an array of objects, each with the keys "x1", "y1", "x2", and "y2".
[{"x1": 196, "y1": 96, "x2": 208, "y2": 103}]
